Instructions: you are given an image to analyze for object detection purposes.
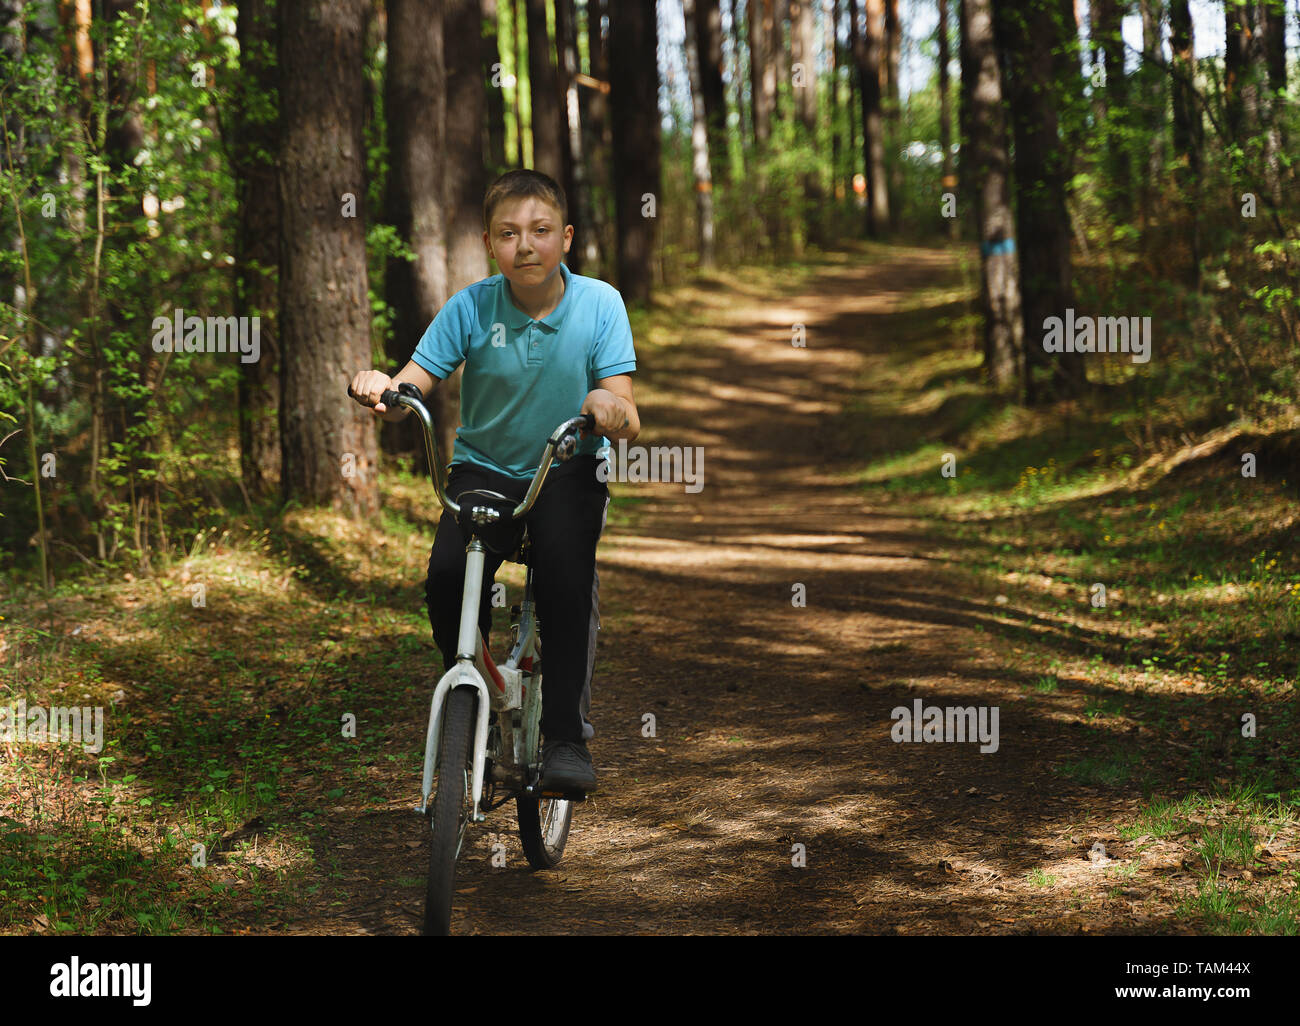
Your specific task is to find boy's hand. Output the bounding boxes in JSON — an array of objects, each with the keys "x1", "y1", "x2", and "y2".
[
  {"x1": 580, "y1": 389, "x2": 630, "y2": 437},
  {"x1": 349, "y1": 370, "x2": 395, "y2": 415}
]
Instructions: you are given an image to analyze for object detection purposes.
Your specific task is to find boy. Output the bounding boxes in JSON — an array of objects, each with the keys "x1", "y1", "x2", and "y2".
[{"x1": 349, "y1": 169, "x2": 640, "y2": 794}]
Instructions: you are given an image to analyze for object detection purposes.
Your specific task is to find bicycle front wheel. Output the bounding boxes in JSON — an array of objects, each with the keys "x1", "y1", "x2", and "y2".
[{"x1": 423, "y1": 686, "x2": 477, "y2": 936}]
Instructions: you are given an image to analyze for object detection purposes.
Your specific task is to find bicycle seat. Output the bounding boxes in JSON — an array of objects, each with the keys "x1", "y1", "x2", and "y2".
[{"x1": 454, "y1": 488, "x2": 527, "y2": 557}]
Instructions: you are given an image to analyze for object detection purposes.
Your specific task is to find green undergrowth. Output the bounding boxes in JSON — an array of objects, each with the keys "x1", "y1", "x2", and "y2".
[{"x1": 842, "y1": 256, "x2": 1300, "y2": 933}]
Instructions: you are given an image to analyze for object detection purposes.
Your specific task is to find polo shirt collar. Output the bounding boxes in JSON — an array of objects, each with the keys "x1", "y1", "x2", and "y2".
[{"x1": 501, "y1": 262, "x2": 572, "y2": 331}]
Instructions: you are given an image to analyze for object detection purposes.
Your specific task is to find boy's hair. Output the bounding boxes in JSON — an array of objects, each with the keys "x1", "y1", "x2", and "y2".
[{"x1": 483, "y1": 169, "x2": 568, "y2": 232}]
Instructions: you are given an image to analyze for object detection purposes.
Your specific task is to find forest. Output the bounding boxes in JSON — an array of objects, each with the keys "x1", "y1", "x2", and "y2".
[{"x1": 0, "y1": 0, "x2": 1298, "y2": 945}]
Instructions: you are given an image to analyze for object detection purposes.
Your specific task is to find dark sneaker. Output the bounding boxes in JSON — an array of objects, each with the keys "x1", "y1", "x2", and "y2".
[{"x1": 540, "y1": 740, "x2": 597, "y2": 793}]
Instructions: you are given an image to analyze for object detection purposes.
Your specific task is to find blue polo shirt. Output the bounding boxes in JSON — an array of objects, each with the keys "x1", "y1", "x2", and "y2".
[{"x1": 410, "y1": 262, "x2": 637, "y2": 480}]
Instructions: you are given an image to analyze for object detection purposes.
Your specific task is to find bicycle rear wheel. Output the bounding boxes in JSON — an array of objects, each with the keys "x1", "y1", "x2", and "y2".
[
  {"x1": 517, "y1": 792, "x2": 573, "y2": 869},
  {"x1": 423, "y1": 686, "x2": 477, "y2": 936}
]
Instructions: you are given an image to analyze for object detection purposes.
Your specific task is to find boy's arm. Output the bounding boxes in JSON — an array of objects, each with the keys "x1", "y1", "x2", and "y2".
[{"x1": 583, "y1": 374, "x2": 640, "y2": 442}]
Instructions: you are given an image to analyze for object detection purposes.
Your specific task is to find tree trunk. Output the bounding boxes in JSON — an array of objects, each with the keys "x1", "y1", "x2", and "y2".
[
  {"x1": 278, "y1": 0, "x2": 378, "y2": 515},
  {"x1": 849, "y1": 0, "x2": 888, "y2": 235},
  {"x1": 447, "y1": 0, "x2": 492, "y2": 470},
  {"x1": 583, "y1": 0, "x2": 613, "y2": 278},
  {"x1": 773, "y1": 0, "x2": 790, "y2": 125},
  {"x1": 556, "y1": 0, "x2": 593, "y2": 273},
  {"x1": 841, "y1": 0, "x2": 856, "y2": 203},
  {"x1": 383, "y1": 0, "x2": 452, "y2": 468},
  {"x1": 939, "y1": 0, "x2": 956, "y2": 238},
  {"x1": 883, "y1": 0, "x2": 901, "y2": 228},
  {"x1": 1137, "y1": 0, "x2": 1165, "y2": 229},
  {"x1": 234, "y1": 0, "x2": 281, "y2": 500},
  {"x1": 526, "y1": 0, "x2": 563, "y2": 178},
  {"x1": 447, "y1": 0, "x2": 489, "y2": 292},
  {"x1": 693, "y1": 0, "x2": 729, "y2": 187},
  {"x1": 1169, "y1": 0, "x2": 1200, "y2": 284},
  {"x1": 733, "y1": 0, "x2": 751, "y2": 182},
  {"x1": 792, "y1": 0, "x2": 822, "y2": 246},
  {"x1": 1258, "y1": 1, "x2": 1285, "y2": 205},
  {"x1": 993, "y1": 0, "x2": 1083, "y2": 403},
  {"x1": 683, "y1": 0, "x2": 716, "y2": 267},
  {"x1": 484, "y1": 0, "x2": 508, "y2": 173},
  {"x1": 1169, "y1": 0, "x2": 1199, "y2": 177},
  {"x1": 750, "y1": 0, "x2": 774, "y2": 147},
  {"x1": 609, "y1": 0, "x2": 659, "y2": 303},
  {"x1": 959, "y1": 0, "x2": 1023, "y2": 395},
  {"x1": 826, "y1": 0, "x2": 841, "y2": 210}
]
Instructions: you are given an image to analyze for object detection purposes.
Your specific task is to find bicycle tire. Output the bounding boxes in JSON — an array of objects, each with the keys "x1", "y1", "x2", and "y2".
[
  {"x1": 423, "y1": 686, "x2": 477, "y2": 936},
  {"x1": 517, "y1": 792, "x2": 573, "y2": 870}
]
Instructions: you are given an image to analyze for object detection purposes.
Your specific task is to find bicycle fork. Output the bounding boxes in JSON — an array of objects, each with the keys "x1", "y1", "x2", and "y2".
[{"x1": 419, "y1": 539, "x2": 494, "y2": 823}]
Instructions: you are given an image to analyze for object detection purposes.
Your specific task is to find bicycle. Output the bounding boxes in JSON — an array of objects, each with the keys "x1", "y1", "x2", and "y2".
[{"x1": 348, "y1": 380, "x2": 596, "y2": 936}]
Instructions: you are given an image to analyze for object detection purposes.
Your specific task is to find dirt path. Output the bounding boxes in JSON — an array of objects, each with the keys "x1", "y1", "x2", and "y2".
[{"x1": 303, "y1": 246, "x2": 1187, "y2": 935}]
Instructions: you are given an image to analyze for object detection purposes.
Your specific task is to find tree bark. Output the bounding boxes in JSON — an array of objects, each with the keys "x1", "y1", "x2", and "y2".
[
  {"x1": 749, "y1": 0, "x2": 774, "y2": 147},
  {"x1": 733, "y1": 0, "x2": 751, "y2": 181},
  {"x1": 939, "y1": 0, "x2": 956, "y2": 238},
  {"x1": 849, "y1": 0, "x2": 888, "y2": 235},
  {"x1": 447, "y1": 0, "x2": 492, "y2": 469},
  {"x1": 683, "y1": 0, "x2": 716, "y2": 267},
  {"x1": 555, "y1": 0, "x2": 592, "y2": 273},
  {"x1": 693, "y1": 0, "x2": 729, "y2": 187},
  {"x1": 447, "y1": 0, "x2": 489, "y2": 292},
  {"x1": 773, "y1": 0, "x2": 791, "y2": 124},
  {"x1": 609, "y1": 0, "x2": 659, "y2": 303},
  {"x1": 826, "y1": 0, "x2": 840, "y2": 207},
  {"x1": 383, "y1": 0, "x2": 451, "y2": 467},
  {"x1": 582, "y1": 0, "x2": 612, "y2": 278},
  {"x1": 526, "y1": 0, "x2": 563, "y2": 178},
  {"x1": 1137, "y1": 0, "x2": 1165, "y2": 229},
  {"x1": 484, "y1": 0, "x2": 508, "y2": 173},
  {"x1": 278, "y1": 0, "x2": 378, "y2": 515},
  {"x1": 234, "y1": 0, "x2": 281, "y2": 500},
  {"x1": 883, "y1": 0, "x2": 901, "y2": 228},
  {"x1": 791, "y1": 0, "x2": 823, "y2": 245},
  {"x1": 993, "y1": 0, "x2": 1083, "y2": 402},
  {"x1": 1168, "y1": 0, "x2": 1200, "y2": 284},
  {"x1": 959, "y1": 0, "x2": 1023, "y2": 395}
]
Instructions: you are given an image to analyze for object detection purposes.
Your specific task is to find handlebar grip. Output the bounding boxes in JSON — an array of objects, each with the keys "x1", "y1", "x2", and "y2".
[{"x1": 580, "y1": 413, "x2": 596, "y2": 430}]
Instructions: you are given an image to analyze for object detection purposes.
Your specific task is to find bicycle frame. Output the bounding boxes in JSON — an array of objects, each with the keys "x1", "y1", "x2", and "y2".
[
  {"x1": 371, "y1": 382, "x2": 590, "y2": 824},
  {"x1": 416, "y1": 541, "x2": 543, "y2": 822}
]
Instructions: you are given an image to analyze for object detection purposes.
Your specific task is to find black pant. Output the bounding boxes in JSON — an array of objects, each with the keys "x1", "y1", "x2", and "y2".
[{"x1": 425, "y1": 455, "x2": 609, "y2": 745}]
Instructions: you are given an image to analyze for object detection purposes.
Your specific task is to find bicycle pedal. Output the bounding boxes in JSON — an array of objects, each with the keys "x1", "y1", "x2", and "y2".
[{"x1": 528, "y1": 784, "x2": 589, "y2": 803}]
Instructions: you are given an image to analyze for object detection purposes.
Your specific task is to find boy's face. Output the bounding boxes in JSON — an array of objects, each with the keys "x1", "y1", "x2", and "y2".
[{"x1": 483, "y1": 196, "x2": 573, "y2": 290}]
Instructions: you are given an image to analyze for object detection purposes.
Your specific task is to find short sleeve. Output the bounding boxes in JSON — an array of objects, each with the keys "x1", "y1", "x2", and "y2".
[
  {"x1": 411, "y1": 291, "x2": 471, "y2": 379},
  {"x1": 591, "y1": 286, "x2": 637, "y2": 379}
]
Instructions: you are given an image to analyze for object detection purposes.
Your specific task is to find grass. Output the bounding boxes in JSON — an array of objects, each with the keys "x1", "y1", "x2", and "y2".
[
  {"x1": 834, "y1": 246, "x2": 1300, "y2": 933},
  {"x1": 0, "y1": 499, "x2": 446, "y2": 933}
]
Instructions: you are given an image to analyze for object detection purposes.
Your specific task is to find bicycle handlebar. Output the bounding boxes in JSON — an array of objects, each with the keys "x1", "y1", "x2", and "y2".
[{"x1": 347, "y1": 382, "x2": 596, "y2": 518}]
